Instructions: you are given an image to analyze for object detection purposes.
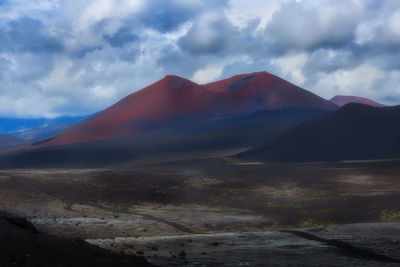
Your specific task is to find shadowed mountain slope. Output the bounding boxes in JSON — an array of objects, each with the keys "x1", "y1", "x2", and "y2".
[
  {"x1": 238, "y1": 104, "x2": 400, "y2": 162},
  {"x1": 0, "y1": 134, "x2": 25, "y2": 149},
  {"x1": 0, "y1": 108, "x2": 329, "y2": 168}
]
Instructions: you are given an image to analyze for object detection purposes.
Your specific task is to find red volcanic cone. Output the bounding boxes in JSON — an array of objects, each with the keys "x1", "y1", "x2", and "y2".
[
  {"x1": 31, "y1": 72, "x2": 338, "y2": 147},
  {"x1": 37, "y1": 75, "x2": 253, "y2": 146},
  {"x1": 203, "y1": 71, "x2": 338, "y2": 111}
]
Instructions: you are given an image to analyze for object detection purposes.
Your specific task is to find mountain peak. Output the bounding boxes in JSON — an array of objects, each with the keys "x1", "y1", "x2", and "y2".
[
  {"x1": 160, "y1": 75, "x2": 196, "y2": 90},
  {"x1": 203, "y1": 71, "x2": 338, "y2": 111}
]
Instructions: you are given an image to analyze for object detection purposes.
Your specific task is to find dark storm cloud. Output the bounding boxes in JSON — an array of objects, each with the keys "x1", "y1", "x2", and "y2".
[
  {"x1": 139, "y1": 1, "x2": 195, "y2": 33},
  {"x1": 178, "y1": 19, "x2": 236, "y2": 55},
  {"x1": 103, "y1": 26, "x2": 138, "y2": 48},
  {"x1": 138, "y1": 0, "x2": 229, "y2": 32},
  {"x1": 0, "y1": 17, "x2": 63, "y2": 53}
]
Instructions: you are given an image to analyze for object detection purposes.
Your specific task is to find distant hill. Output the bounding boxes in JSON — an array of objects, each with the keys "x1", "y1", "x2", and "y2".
[
  {"x1": 238, "y1": 104, "x2": 400, "y2": 162},
  {"x1": 0, "y1": 115, "x2": 89, "y2": 141},
  {"x1": 0, "y1": 135, "x2": 25, "y2": 149},
  {"x1": 330, "y1": 95, "x2": 385, "y2": 107}
]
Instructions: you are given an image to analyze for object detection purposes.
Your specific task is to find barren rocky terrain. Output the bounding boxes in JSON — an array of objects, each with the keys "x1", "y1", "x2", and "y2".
[{"x1": 0, "y1": 159, "x2": 399, "y2": 266}]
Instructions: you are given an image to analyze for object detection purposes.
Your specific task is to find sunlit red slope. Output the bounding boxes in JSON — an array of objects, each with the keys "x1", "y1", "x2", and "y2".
[
  {"x1": 37, "y1": 75, "x2": 257, "y2": 146},
  {"x1": 203, "y1": 71, "x2": 338, "y2": 111},
  {"x1": 330, "y1": 95, "x2": 386, "y2": 107}
]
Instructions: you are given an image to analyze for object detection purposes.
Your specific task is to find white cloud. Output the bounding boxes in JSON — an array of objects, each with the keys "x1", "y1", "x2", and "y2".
[
  {"x1": 355, "y1": 22, "x2": 377, "y2": 45},
  {"x1": 312, "y1": 63, "x2": 384, "y2": 98},
  {"x1": 0, "y1": 91, "x2": 67, "y2": 118},
  {"x1": 39, "y1": 59, "x2": 74, "y2": 92},
  {"x1": 224, "y1": 0, "x2": 283, "y2": 33},
  {"x1": 75, "y1": 0, "x2": 145, "y2": 33},
  {"x1": 270, "y1": 53, "x2": 308, "y2": 85},
  {"x1": 389, "y1": 9, "x2": 400, "y2": 38},
  {"x1": 192, "y1": 65, "x2": 224, "y2": 84},
  {"x1": 90, "y1": 85, "x2": 116, "y2": 99},
  {"x1": 192, "y1": 55, "x2": 253, "y2": 84}
]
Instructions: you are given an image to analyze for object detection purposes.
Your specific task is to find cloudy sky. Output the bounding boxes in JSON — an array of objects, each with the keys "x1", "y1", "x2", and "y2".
[{"x1": 0, "y1": 0, "x2": 399, "y2": 118}]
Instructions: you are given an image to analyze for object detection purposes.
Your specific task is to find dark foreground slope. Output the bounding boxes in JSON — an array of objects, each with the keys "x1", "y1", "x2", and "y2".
[
  {"x1": 0, "y1": 108, "x2": 328, "y2": 168},
  {"x1": 238, "y1": 104, "x2": 400, "y2": 162},
  {"x1": 0, "y1": 213, "x2": 152, "y2": 267}
]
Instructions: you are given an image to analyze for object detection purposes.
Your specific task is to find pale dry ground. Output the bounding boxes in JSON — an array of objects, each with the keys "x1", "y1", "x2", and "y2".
[
  {"x1": 30, "y1": 203, "x2": 272, "y2": 239},
  {"x1": 0, "y1": 169, "x2": 273, "y2": 239},
  {"x1": 0, "y1": 160, "x2": 399, "y2": 266},
  {"x1": 87, "y1": 224, "x2": 400, "y2": 266}
]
